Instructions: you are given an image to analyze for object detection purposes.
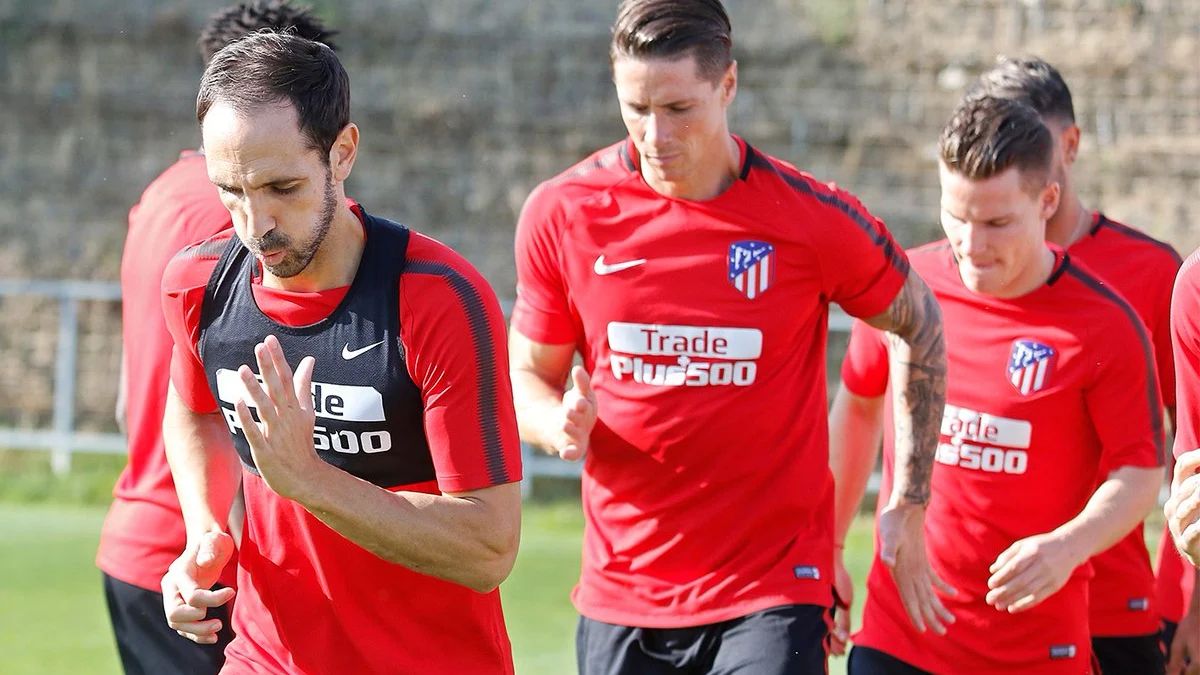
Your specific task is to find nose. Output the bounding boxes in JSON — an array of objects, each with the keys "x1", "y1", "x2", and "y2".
[
  {"x1": 958, "y1": 222, "x2": 986, "y2": 258},
  {"x1": 644, "y1": 112, "x2": 670, "y2": 149},
  {"x1": 242, "y1": 194, "x2": 275, "y2": 240}
]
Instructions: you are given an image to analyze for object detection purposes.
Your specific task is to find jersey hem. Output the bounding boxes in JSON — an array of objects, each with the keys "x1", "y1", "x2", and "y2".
[{"x1": 573, "y1": 592, "x2": 829, "y2": 629}]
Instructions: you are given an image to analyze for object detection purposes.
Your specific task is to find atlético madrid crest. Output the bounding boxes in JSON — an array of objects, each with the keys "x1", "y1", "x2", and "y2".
[
  {"x1": 728, "y1": 240, "x2": 775, "y2": 299},
  {"x1": 1007, "y1": 339, "x2": 1056, "y2": 396}
]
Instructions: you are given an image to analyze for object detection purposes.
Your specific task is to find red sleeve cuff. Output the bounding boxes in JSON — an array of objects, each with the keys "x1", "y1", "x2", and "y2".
[
  {"x1": 837, "y1": 267, "x2": 906, "y2": 321},
  {"x1": 840, "y1": 323, "x2": 889, "y2": 399},
  {"x1": 169, "y1": 345, "x2": 218, "y2": 414},
  {"x1": 511, "y1": 298, "x2": 576, "y2": 345}
]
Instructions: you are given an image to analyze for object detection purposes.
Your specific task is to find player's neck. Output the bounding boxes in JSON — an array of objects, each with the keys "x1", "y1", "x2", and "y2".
[
  {"x1": 1045, "y1": 192, "x2": 1091, "y2": 248},
  {"x1": 261, "y1": 206, "x2": 365, "y2": 292},
  {"x1": 642, "y1": 134, "x2": 740, "y2": 202}
]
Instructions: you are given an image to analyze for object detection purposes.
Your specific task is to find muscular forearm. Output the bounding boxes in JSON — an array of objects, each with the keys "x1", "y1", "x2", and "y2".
[
  {"x1": 163, "y1": 385, "x2": 242, "y2": 543},
  {"x1": 512, "y1": 368, "x2": 567, "y2": 452},
  {"x1": 1053, "y1": 465, "x2": 1163, "y2": 565},
  {"x1": 868, "y1": 271, "x2": 947, "y2": 506},
  {"x1": 829, "y1": 385, "x2": 885, "y2": 544},
  {"x1": 297, "y1": 468, "x2": 521, "y2": 593}
]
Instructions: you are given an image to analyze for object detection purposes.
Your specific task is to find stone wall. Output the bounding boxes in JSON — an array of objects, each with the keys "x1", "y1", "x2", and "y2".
[{"x1": 1, "y1": 0, "x2": 1196, "y2": 432}]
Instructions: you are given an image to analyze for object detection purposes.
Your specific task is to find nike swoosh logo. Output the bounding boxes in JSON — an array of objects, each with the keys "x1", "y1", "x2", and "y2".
[
  {"x1": 342, "y1": 340, "x2": 387, "y2": 360},
  {"x1": 594, "y1": 255, "x2": 647, "y2": 275}
]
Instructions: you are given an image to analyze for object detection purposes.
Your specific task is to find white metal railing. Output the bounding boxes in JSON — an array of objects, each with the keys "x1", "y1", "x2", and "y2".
[{"x1": 0, "y1": 279, "x2": 125, "y2": 475}]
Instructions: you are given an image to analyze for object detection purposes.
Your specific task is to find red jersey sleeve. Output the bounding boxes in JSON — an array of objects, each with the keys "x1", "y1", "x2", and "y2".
[
  {"x1": 1172, "y1": 251, "x2": 1200, "y2": 457},
  {"x1": 401, "y1": 235, "x2": 523, "y2": 493},
  {"x1": 810, "y1": 186, "x2": 910, "y2": 319},
  {"x1": 161, "y1": 232, "x2": 234, "y2": 414},
  {"x1": 511, "y1": 182, "x2": 577, "y2": 344},
  {"x1": 1154, "y1": 260, "x2": 1181, "y2": 410},
  {"x1": 1086, "y1": 295, "x2": 1165, "y2": 471},
  {"x1": 841, "y1": 319, "x2": 889, "y2": 398}
]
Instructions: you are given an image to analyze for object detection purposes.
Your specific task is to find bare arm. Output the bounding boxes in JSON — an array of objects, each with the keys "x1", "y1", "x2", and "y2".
[
  {"x1": 987, "y1": 464, "x2": 1163, "y2": 613},
  {"x1": 237, "y1": 338, "x2": 522, "y2": 594},
  {"x1": 509, "y1": 329, "x2": 596, "y2": 460},
  {"x1": 163, "y1": 382, "x2": 242, "y2": 543},
  {"x1": 828, "y1": 384, "x2": 885, "y2": 546},
  {"x1": 1056, "y1": 465, "x2": 1164, "y2": 561},
  {"x1": 115, "y1": 344, "x2": 128, "y2": 435},
  {"x1": 295, "y1": 472, "x2": 521, "y2": 593},
  {"x1": 857, "y1": 267, "x2": 954, "y2": 633},
  {"x1": 827, "y1": 382, "x2": 886, "y2": 653},
  {"x1": 863, "y1": 267, "x2": 947, "y2": 506},
  {"x1": 509, "y1": 330, "x2": 574, "y2": 451},
  {"x1": 162, "y1": 382, "x2": 241, "y2": 643}
]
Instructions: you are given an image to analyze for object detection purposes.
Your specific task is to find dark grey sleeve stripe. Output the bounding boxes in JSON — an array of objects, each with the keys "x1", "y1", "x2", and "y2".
[
  {"x1": 404, "y1": 260, "x2": 510, "y2": 485},
  {"x1": 172, "y1": 237, "x2": 231, "y2": 262},
  {"x1": 748, "y1": 153, "x2": 910, "y2": 278},
  {"x1": 1065, "y1": 265, "x2": 1166, "y2": 465},
  {"x1": 1097, "y1": 217, "x2": 1184, "y2": 266}
]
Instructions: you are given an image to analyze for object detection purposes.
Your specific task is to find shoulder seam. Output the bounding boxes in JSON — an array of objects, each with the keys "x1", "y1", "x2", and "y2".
[
  {"x1": 170, "y1": 236, "x2": 229, "y2": 263},
  {"x1": 1096, "y1": 217, "x2": 1183, "y2": 265},
  {"x1": 748, "y1": 152, "x2": 909, "y2": 278},
  {"x1": 1063, "y1": 265, "x2": 1165, "y2": 464}
]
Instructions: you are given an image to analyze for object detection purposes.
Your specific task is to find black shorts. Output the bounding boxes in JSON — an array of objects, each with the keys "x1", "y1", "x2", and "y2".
[
  {"x1": 576, "y1": 604, "x2": 831, "y2": 675},
  {"x1": 102, "y1": 572, "x2": 233, "y2": 675},
  {"x1": 1160, "y1": 620, "x2": 1178, "y2": 659},
  {"x1": 1091, "y1": 632, "x2": 1165, "y2": 675},
  {"x1": 847, "y1": 646, "x2": 935, "y2": 675}
]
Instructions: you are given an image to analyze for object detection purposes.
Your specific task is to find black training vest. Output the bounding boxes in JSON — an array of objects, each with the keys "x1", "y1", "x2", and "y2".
[{"x1": 197, "y1": 213, "x2": 435, "y2": 489}]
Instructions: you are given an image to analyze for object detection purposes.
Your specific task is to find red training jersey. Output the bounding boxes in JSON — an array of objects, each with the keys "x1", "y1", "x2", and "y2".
[
  {"x1": 1067, "y1": 212, "x2": 1181, "y2": 636},
  {"x1": 1163, "y1": 249, "x2": 1200, "y2": 622},
  {"x1": 844, "y1": 243, "x2": 1162, "y2": 675},
  {"x1": 96, "y1": 151, "x2": 238, "y2": 591},
  {"x1": 162, "y1": 212, "x2": 521, "y2": 674},
  {"x1": 513, "y1": 137, "x2": 909, "y2": 627}
]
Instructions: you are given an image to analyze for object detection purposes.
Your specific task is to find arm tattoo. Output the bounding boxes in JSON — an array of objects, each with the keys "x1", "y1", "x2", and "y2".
[{"x1": 866, "y1": 270, "x2": 947, "y2": 505}]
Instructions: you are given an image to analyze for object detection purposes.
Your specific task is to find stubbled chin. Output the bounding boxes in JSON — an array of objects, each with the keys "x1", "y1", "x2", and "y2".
[{"x1": 959, "y1": 268, "x2": 999, "y2": 294}]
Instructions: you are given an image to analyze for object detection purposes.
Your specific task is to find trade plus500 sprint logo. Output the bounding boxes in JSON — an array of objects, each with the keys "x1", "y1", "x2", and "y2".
[
  {"x1": 607, "y1": 322, "x2": 762, "y2": 387},
  {"x1": 936, "y1": 404, "x2": 1031, "y2": 475},
  {"x1": 215, "y1": 369, "x2": 393, "y2": 454}
]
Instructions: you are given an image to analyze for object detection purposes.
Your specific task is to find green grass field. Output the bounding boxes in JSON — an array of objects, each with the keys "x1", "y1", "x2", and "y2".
[
  {"x1": 0, "y1": 450, "x2": 1165, "y2": 675},
  {"x1": 0, "y1": 497, "x2": 879, "y2": 675}
]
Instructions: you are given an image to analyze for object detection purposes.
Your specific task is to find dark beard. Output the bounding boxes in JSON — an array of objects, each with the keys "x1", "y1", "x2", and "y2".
[{"x1": 261, "y1": 171, "x2": 337, "y2": 279}]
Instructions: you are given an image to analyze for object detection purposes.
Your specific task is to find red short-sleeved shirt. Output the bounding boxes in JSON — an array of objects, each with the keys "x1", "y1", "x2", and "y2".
[
  {"x1": 513, "y1": 137, "x2": 909, "y2": 627},
  {"x1": 1055, "y1": 213, "x2": 1180, "y2": 636},
  {"x1": 1161, "y1": 249, "x2": 1200, "y2": 621},
  {"x1": 96, "y1": 152, "x2": 238, "y2": 591},
  {"x1": 162, "y1": 211, "x2": 521, "y2": 674},
  {"x1": 845, "y1": 243, "x2": 1162, "y2": 675}
]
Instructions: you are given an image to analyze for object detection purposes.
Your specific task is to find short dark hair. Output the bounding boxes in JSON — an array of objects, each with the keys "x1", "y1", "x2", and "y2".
[
  {"x1": 198, "y1": 0, "x2": 338, "y2": 63},
  {"x1": 964, "y1": 55, "x2": 1075, "y2": 125},
  {"x1": 610, "y1": 0, "x2": 733, "y2": 82},
  {"x1": 939, "y1": 96, "x2": 1054, "y2": 193},
  {"x1": 197, "y1": 31, "x2": 349, "y2": 164}
]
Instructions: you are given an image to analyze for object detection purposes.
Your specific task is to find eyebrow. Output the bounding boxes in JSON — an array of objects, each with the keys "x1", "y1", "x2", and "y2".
[
  {"x1": 620, "y1": 97, "x2": 694, "y2": 108},
  {"x1": 945, "y1": 209, "x2": 1012, "y2": 225},
  {"x1": 212, "y1": 176, "x2": 305, "y2": 192}
]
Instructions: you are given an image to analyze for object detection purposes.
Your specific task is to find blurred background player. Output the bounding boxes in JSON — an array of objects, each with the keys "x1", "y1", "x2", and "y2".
[
  {"x1": 964, "y1": 55, "x2": 1188, "y2": 675},
  {"x1": 830, "y1": 96, "x2": 1164, "y2": 675},
  {"x1": 511, "y1": 1, "x2": 950, "y2": 673},
  {"x1": 94, "y1": 4, "x2": 336, "y2": 674},
  {"x1": 1166, "y1": 250, "x2": 1200, "y2": 674}
]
